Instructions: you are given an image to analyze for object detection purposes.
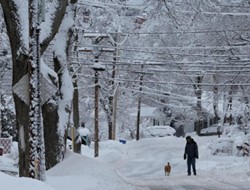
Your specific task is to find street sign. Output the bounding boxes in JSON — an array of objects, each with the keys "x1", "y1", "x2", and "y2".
[{"x1": 13, "y1": 73, "x2": 57, "y2": 105}]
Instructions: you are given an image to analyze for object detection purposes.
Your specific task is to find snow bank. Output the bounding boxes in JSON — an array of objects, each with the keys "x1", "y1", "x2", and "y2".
[{"x1": 46, "y1": 150, "x2": 137, "y2": 190}]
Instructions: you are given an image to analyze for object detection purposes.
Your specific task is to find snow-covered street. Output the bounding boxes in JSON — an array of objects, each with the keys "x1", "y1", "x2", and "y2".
[
  {"x1": 1, "y1": 134, "x2": 250, "y2": 189},
  {"x1": 88, "y1": 135, "x2": 250, "y2": 190}
]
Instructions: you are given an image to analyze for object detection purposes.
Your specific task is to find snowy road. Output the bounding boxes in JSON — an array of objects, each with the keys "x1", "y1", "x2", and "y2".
[{"x1": 98, "y1": 136, "x2": 250, "y2": 190}]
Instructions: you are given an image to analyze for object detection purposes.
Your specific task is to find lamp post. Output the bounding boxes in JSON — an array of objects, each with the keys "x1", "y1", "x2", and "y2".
[{"x1": 92, "y1": 63, "x2": 105, "y2": 157}]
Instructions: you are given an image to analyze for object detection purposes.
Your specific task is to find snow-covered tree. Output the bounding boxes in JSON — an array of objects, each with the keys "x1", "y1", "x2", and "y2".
[{"x1": 0, "y1": 0, "x2": 78, "y2": 178}]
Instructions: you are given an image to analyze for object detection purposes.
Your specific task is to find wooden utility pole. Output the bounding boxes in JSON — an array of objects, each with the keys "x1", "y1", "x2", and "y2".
[
  {"x1": 112, "y1": 86, "x2": 118, "y2": 140},
  {"x1": 194, "y1": 74, "x2": 203, "y2": 136},
  {"x1": 94, "y1": 69, "x2": 99, "y2": 157},
  {"x1": 136, "y1": 74, "x2": 143, "y2": 141},
  {"x1": 133, "y1": 66, "x2": 153, "y2": 141},
  {"x1": 136, "y1": 65, "x2": 144, "y2": 141},
  {"x1": 92, "y1": 40, "x2": 107, "y2": 157},
  {"x1": 79, "y1": 34, "x2": 113, "y2": 157}
]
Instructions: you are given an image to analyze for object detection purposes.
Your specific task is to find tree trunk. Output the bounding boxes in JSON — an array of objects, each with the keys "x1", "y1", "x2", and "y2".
[
  {"x1": 0, "y1": 0, "x2": 75, "y2": 176},
  {"x1": 68, "y1": 26, "x2": 81, "y2": 153},
  {"x1": 72, "y1": 77, "x2": 81, "y2": 153},
  {"x1": 42, "y1": 101, "x2": 62, "y2": 169},
  {"x1": 0, "y1": 1, "x2": 30, "y2": 176}
]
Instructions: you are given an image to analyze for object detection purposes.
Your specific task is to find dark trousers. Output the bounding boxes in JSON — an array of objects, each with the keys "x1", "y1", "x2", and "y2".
[{"x1": 187, "y1": 157, "x2": 196, "y2": 175}]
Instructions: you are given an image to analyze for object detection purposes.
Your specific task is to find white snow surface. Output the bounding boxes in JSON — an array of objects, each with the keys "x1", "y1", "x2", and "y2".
[{"x1": 1, "y1": 134, "x2": 250, "y2": 190}]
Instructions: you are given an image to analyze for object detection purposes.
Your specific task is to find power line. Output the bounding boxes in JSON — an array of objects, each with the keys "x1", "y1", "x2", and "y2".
[
  {"x1": 77, "y1": 45, "x2": 250, "y2": 58},
  {"x1": 78, "y1": 1, "x2": 141, "y2": 9},
  {"x1": 175, "y1": 10, "x2": 250, "y2": 16},
  {"x1": 118, "y1": 85, "x2": 247, "y2": 106},
  {"x1": 72, "y1": 51, "x2": 250, "y2": 65},
  {"x1": 81, "y1": 75, "x2": 250, "y2": 86},
  {"x1": 71, "y1": 59, "x2": 250, "y2": 70},
  {"x1": 77, "y1": 67, "x2": 250, "y2": 78},
  {"x1": 77, "y1": 49, "x2": 250, "y2": 58},
  {"x1": 147, "y1": 68, "x2": 250, "y2": 73},
  {"x1": 78, "y1": 43, "x2": 250, "y2": 51},
  {"x1": 216, "y1": 4, "x2": 250, "y2": 9},
  {"x1": 83, "y1": 28, "x2": 250, "y2": 35},
  {"x1": 71, "y1": 59, "x2": 250, "y2": 69},
  {"x1": 88, "y1": 58, "x2": 250, "y2": 68},
  {"x1": 170, "y1": 71, "x2": 250, "y2": 77}
]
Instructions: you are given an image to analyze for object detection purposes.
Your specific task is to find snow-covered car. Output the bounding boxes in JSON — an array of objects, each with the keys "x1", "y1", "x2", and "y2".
[{"x1": 145, "y1": 126, "x2": 176, "y2": 137}]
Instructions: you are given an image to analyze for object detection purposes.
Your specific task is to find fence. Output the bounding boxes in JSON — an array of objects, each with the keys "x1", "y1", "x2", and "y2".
[{"x1": 0, "y1": 137, "x2": 12, "y2": 154}]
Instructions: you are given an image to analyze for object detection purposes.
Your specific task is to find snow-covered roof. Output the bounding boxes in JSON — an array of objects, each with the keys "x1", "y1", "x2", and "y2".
[{"x1": 130, "y1": 106, "x2": 157, "y2": 117}]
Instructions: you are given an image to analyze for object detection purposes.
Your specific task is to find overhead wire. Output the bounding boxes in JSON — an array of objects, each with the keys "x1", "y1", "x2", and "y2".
[
  {"x1": 71, "y1": 60, "x2": 250, "y2": 73},
  {"x1": 216, "y1": 4, "x2": 250, "y2": 9},
  {"x1": 77, "y1": 44, "x2": 250, "y2": 58},
  {"x1": 83, "y1": 28, "x2": 250, "y2": 35},
  {"x1": 73, "y1": 52, "x2": 250, "y2": 63},
  {"x1": 87, "y1": 44, "x2": 250, "y2": 50},
  {"x1": 71, "y1": 52, "x2": 250, "y2": 65},
  {"x1": 78, "y1": 0, "x2": 142, "y2": 9},
  {"x1": 72, "y1": 57, "x2": 250, "y2": 67},
  {"x1": 118, "y1": 84, "x2": 235, "y2": 106},
  {"x1": 80, "y1": 74, "x2": 250, "y2": 86}
]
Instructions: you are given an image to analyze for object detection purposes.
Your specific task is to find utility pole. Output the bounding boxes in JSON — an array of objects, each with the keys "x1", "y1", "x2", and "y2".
[
  {"x1": 92, "y1": 64, "x2": 105, "y2": 157},
  {"x1": 112, "y1": 86, "x2": 118, "y2": 140},
  {"x1": 28, "y1": 0, "x2": 45, "y2": 181},
  {"x1": 133, "y1": 65, "x2": 153, "y2": 141},
  {"x1": 194, "y1": 74, "x2": 203, "y2": 136},
  {"x1": 136, "y1": 65, "x2": 144, "y2": 141},
  {"x1": 78, "y1": 34, "x2": 113, "y2": 157}
]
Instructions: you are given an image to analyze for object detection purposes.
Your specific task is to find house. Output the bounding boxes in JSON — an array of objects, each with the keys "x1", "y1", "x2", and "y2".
[{"x1": 129, "y1": 105, "x2": 167, "y2": 126}]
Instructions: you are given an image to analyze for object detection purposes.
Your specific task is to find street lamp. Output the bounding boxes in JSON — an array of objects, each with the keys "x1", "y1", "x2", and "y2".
[{"x1": 91, "y1": 63, "x2": 105, "y2": 157}]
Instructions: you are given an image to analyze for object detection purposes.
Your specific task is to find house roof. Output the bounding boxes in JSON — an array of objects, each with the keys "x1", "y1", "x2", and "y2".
[{"x1": 130, "y1": 106, "x2": 157, "y2": 117}]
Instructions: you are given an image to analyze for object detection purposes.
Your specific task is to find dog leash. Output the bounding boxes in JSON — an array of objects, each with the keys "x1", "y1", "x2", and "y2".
[{"x1": 171, "y1": 159, "x2": 183, "y2": 168}]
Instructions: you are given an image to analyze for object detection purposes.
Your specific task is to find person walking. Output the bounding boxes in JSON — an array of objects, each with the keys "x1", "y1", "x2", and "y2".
[{"x1": 183, "y1": 136, "x2": 198, "y2": 176}]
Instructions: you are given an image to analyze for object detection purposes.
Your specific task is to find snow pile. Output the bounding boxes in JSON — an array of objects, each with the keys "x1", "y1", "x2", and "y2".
[
  {"x1": 0, "y1": 172, "x2": 54, "y2": 190},
  {"x1": 46, "y1": 150, "x2": 137, "y2": 190}
]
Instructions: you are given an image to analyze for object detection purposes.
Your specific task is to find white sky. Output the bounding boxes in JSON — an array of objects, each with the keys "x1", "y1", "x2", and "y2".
[{"x1": 1, "y1": 132, "x2": 250, "y2": 190}]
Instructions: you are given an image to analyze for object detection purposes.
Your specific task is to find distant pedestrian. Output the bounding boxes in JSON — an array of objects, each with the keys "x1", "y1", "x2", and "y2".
[{"x1": 183, "y1": 136, "x2": 198, "y2": 176}]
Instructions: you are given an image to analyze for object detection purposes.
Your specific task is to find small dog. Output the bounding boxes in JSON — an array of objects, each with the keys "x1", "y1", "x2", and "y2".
[{"x1": 164, "y1": 162, "x2": 171, "y2": 176}]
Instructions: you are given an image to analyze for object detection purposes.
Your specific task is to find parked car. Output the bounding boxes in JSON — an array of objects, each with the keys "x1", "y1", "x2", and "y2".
[{"x1": 145, "y1": 126, "x2": 176, "y2": 137}]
